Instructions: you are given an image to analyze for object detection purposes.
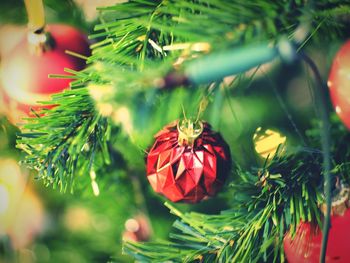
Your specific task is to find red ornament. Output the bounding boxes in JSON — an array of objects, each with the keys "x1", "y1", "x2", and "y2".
[
  {"x1": 146, "y1": 120, "x2": 231, "y2": 203},
  {"x1": 0, "y1": 24, "x2": 90, "y2": 124},
  {"x1": 328, "y1": 40, "x2": 350, "y2": 129},
  {"x1": 284, "y1": 208, "x2": 350, "y2": 263}
]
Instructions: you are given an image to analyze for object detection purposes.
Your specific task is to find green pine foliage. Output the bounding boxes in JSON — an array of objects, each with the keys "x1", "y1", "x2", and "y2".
[
  {"x1": 124, "y1": 154, "x2": 323, "y2": 262},
  {"x1": 125, "y1": 119, "x2": 350, "y2": 262},
  {"x1": 17, "y1": 0, "x2": 350, "y2": 193},
  {"x1": 15, "y1": 0, "x2": 350, "y2": 262},
  {"x1": 17, "y1": 87, "x2": 111, "y2": 193}
]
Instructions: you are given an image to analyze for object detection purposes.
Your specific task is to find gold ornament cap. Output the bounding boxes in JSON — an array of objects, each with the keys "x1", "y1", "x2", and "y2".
[
  {"x1": 177, "y1": 119, "x2": 203, "y2": 146},
  {"x1": 24, "y1": 0, "x2": 53, "y2": 55}
]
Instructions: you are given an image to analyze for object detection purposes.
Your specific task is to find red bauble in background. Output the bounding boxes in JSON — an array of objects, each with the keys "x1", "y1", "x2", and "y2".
[
  {"x1": 0, "y1": 24, "x2": 90, "y2": 124},
  {"x1": 328, "y1": 40, "x2": 350, "y2": 129},
  {"x1": 283, "y1": 208, "x2": 350, "y2": 263},
  {"x1": 146, "y1": 120, "x2": 231, "y2": 203}
]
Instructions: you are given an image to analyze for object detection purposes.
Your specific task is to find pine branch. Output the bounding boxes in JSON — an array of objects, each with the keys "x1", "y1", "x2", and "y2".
[
  {"x1": 124, "y1": 147, "x2": 327, "y2": 262},
  {"x1": 14, "y1": 0, "x2": 348, "y2": 194},
  {"x1": 17, "y1": 87, "x2": 111, "y2": 193},
  {"x1": 11, "y1": 0, "x2": 350, "y2": 261},
  {"x1": 92, "y1": 0, "x2": 349, "y2": 60},
  {"x1": 80, "y1": 0, "x2": 349, "y2": 111},
  {"x1": 124, "y1": 116, "x2": 350, "y2": 262}
]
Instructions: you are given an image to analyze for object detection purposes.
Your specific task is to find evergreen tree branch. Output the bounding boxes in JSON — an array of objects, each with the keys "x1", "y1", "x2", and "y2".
[
  {"x1": 124, "y1": 116, "x2": 350, "y2": 262},
  {"x1": 84, "y1": 0, "x2": 349, "y2": 110},
  {"x1": 17, "y1": 87, "x2": 111, "y2": 193},
  {"x1": 10, "y1": 0, "x2": 350, "y2": 261},
  {"x1": 124, "y1": 148, "x2": 327, "y2": 262}
]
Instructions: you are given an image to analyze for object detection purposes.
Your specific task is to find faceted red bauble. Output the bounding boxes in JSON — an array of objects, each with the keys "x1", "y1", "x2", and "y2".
[
  {"x1": 0, "y1": 24, "x2": 90, "y2": 124},
  {"x1": 328, "y1": 40, "x2": 350, "y2": 129},
  {"x1": 146, "y1": 121, "x2": 231, "y2": 203},
  {"x1": 284, "y1": 208, "x2": 350, "y2": 263}
]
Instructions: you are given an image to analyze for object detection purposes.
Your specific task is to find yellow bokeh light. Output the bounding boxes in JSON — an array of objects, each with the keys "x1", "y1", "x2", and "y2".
[{"x1": 253, "y1": 127, "x2": 287, "y2": 160}]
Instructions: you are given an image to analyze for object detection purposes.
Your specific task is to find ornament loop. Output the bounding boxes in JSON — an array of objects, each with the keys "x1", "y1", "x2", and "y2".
[
  {"x1": 27, "y1": 30, "x2": 54, "y2": 55},
  {"x1": 177, "y1": 119, "x2": 203, "y2": 146}
]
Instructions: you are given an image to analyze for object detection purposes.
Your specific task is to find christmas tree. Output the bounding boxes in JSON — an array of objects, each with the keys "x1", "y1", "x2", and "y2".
[{"x1": 1, "y1": 0, "x2": 350, "y2": 262}]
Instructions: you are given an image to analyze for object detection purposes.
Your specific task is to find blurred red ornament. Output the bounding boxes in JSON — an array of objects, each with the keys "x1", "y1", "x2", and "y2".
[
  {"x1": 0, "y1": 24, "x2": 90, "y2": 124},
  {"x1": 122, "y1": 214, "x2": 152, "y2": 242},
  {"x1": 284, "y1": 208, "x2": 350, "y2": 263},
  {"x1": 328, "y1": 40, "x2": 350, "y2": 129},
  {"x1": 146, "y1": 120, "x2": 231, "y2": 203}
]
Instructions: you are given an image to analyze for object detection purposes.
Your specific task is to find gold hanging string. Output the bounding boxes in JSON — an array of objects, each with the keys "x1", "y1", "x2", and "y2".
[
  {"x1": 24, "y1": 0, "x2": 45, "y2": 33},
  {"x1": 194, "y1": 82, "x2": 218, "y2": 123}
]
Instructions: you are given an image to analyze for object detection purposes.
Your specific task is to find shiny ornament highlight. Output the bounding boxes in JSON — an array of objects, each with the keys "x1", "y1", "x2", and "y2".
[
  {"x1": 328, "y1": 40, "x2": 350, "y2": 130},
  {"x1": 146, "y1": 120, "x2": 231, "y2": 203}
]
